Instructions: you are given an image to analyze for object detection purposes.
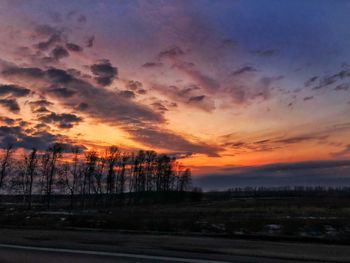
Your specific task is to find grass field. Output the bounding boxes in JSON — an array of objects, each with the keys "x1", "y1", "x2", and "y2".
[{"x1": 1, "y1": 192, "x2": 350, "y2": 244}]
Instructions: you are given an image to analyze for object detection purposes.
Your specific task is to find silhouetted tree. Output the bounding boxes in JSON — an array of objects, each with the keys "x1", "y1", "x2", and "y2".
[
  {"x1": 0, "y1": 144, "x2": 193, "y2": 208},
  {"x1": 179, "y1": 168, "x2": 192, "y2": 192},
  {"x1": 24, "y1": 148, "x2": 38, "y2": 209},
  {"x1": 59, "y1": 147, "x2": 81, "y2": 209},
  {"x1": 116, "y1": 153, "x2": 129, "y2": 195},
  {"x1": 46, "y1": 143, "x2": 62, "y2": 209},
  {"x1": 106, "y1": 146, "x2": 119, "y2": 195},
  {"x1": 39, "y1": 151, "x2": 50, "y2": 197},
  {"x1": 83, "y1": 151, "x2": 98, "y2": 196},
  {"x1": 145, "y1": 150, "x2": 157, "y2": 191},
  {"x1": 0, "y1": 144, "x2": 13, "y2": 192}
]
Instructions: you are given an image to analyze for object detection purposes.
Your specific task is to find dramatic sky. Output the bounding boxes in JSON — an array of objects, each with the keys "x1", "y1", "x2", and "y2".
[{"x1": 0, "y1": 0, "x2": 349, "y2": 188}]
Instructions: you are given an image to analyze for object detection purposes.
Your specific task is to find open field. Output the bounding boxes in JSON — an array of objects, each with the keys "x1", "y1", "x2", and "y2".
[{"x1": 1, "y1": 193, "x2": 350, "y2": 244}]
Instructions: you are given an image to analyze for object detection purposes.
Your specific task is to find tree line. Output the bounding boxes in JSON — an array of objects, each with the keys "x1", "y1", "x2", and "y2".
[{"x1": 0, "y1": 144, "x2": 192, "y2": 209}]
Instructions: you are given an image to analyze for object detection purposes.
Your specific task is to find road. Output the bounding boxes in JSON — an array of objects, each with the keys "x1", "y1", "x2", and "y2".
[
  {"x1": 0, "y1": 229, "x2": 349, "y2": 262},
  {"x1": 0, "y1": 243, "x2": 331, "y2": 263},
  {"x1": 0, "y1": 244, "x2": 230, "y2": 263}
]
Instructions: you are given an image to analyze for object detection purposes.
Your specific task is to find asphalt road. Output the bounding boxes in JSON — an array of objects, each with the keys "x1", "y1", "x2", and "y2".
[
  {"x1": 0, "y1": 244, "x2": 329, "y2": 263},
  {"x1": 0, "y1": 229, "x2": 349, "y2": 263},
  {"x1": 0, "y1": 244, "x2": 229, "y2": 263}
]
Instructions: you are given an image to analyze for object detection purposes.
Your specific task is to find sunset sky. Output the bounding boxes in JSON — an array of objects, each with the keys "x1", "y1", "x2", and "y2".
[{"x1": 0, "y1": 0, "x2": 350, "y2": 188}]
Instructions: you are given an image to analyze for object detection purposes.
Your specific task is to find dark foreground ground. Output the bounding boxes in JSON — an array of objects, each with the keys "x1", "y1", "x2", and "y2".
[
  {"x1": 1, "y1": 193, "x2": 350, "y2": 262},
  {"x1": 1, "y1": 193, "x2": 350, "y2": 244},
  {"x1": 0, "y1": 228, "x2": 349, "y2": 263}
]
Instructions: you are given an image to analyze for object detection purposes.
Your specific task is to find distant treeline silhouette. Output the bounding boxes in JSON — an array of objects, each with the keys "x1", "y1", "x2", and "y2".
[
  {"x1": 0, "y1": 143, "x2": 192, "y2": 209},
  {"x1": 207, "y1": 186, "x2": 350, "y2": 200}
]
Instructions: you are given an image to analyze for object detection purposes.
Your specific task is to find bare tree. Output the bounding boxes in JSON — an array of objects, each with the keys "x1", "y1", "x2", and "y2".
[
  {"x1": 25, "y1": 148, "x2": 38, "y2": 209},
  {"x1": 8, "y1": 159, "x2": 26, "y2": 199},
  {"x1": 0, "y1": 142, "x2": 193, "y2": 208},
  {"x1": 59, "y1": 147, "x2": 81, "y2": 210},
  {"x1": 179, "y1": 168, "x2": 192, "y2": 192},
  {"x1": 0, "y1": 144, "x2": 13, "y2": 193},
  {"x1": 82, "y1": 151, "x2": 98, "y2": 208},
  {"x1": 46, "y1": 143, "x2": 62, "y2": 209},
  {"x1": 106, "y1": 146, "x2": 119, "y2": 195},
  {"x1": 145, "y1": 150, "x2": 156, "y2": 191},
  {"x1": 39, "y1": 152, "x2": 50, "y2": 197},
  {"x1": 116, "y1": 153, "x2": 129, "y2": 195},
  {"x1": 95, "y1": 154, "x2": 106, "y2": 195}
]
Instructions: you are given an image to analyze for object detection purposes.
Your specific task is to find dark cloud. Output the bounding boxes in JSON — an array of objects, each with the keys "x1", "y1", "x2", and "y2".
[
  {"x1": 224, "y1": 75, "x2": 283, "y2": 105},
  {"x1": 38, "y1": 112, "x2": 82, "y2": 129},
  {"x1": 153, "y1": 84, "x2": 215, "y2": 112},
  {"x1": 33, "y1": 106, "x2": 50, "y2": 113},
  {"x1": 232, "y1": 66, "x2": 257, "y2": 76},
  {"x1": 0, "y1": 117, "x2": 15, "y2": 125},
  {"x1": 137, "y1": 89, "x2": 147, "y2": 95},
  {"x1": 222, "y1": 133, "x2": 329, "y2": 153},
  {"x1": 311, "y1": 69, "x2": 350, "y2": 90},
  {"x1": 85, "y1": 36, "x2": 95, "y2": 48},
  {"x1": 174, "y1": 63, "x2": 220, "y2": 93},
  {"x1": 65, "y1": 43, "x2": 83, "y2": 52},
  {"x1": 195, "y1": 160, "x2": 350, "y2": 190},
  {"x1": 303, "y1": 96, "x2": 314, "y2": 101},
  {"x1": 1, "y1": 65, "x2": 163, "y2": 126},
  {"x1": 34, "y1": 35, "x2": 61, "y2": 50},
  {"x1": 304, "y1": 76, "x2": 318, "y2": 87},
  {"x1": 172, "y1": 85, "x2": 199, "y2": 96},
  {"x1": 223, "y1": 139, "x2": 279, "y2": 153},
  {"x1": 51, "y1": 46, "x2": 69, "y2": 60},
  {"x1": 67, "y1": 68, "x2": 83, "y2": 77},
  {"x1": 127, "y1": 125, "x2": 221, "y2": 157},
  {"x1": 331, "y1": 144, "x2": 350, "y2": 158},
  {"x1": 0, "y1": 124, "x2": 84, "y2": 151},
  {"x1": 153, "y1": 84, "x2": 213, "y2": 111},
  {"x1": 28, "y1": 99, "x2": 53, "y2": 108},
  {"x1": 118, "y1": 90, "x2": 136, "y2": 99},
  {"x1": 34, "y1": 24, "x2": 60, "y2": 37},
  {"x1": 2, "y1": 67, "x2": 45, "y2": 79},
  {"x1": 48, "y1": 87, "x2": 76, "y2": 98},
  {"x1": 76, "y1": 102, "x2": 88, "y2": 110},
  {"x1": 0, "y1": 84, "x2": 30, "y2": 97},
  {"x1": 33, "y1": 25, "x2": 62, "y2": 51},
  {"x1": 142, "y1": 62, "x2": 163, "y2": 68},
  {"x1": 35, "y1": 36, "x2": 61, "y2": 50},
  {"x1": 16, "y1": 131, "x2": 60, "y2": 150},
  {"x1": 275, "y1": 134, "x2": 327, "y2": 144},
  {"x1": 90, "y1": 59, "x2": 117, "y2": 86},
  {"x1": 29, "y1": 99, "x2": 52, "y2": 107},
  {"x1": 151, "y1": 102, "x2": 168, "y2": 112},
  {"x1": 0, "y1": 64, "x2": 219, "y2": 155},
  {"x1": 188, "y1": 95, "x2": 205, "y2": 102},
  {"x1": 126, "y1": 80, "x2": 142, "y2": 91},
  {"x1": 47, "y1": 68, "x2": 73, "y2": 83},
  {"x1": 223, "y1": 141, "x2": 246, "y2": 149},
  {"x1": 158, "y1": 46, "x2": 185, "y2": 60},
  {"x1": 0, "y1": 98, "x2": 20, "y2": 113},
  {"x1": 334, "y1": 83, "x2": 350, "y2": 91},
  {"x1": 0, "y1": 126, "x2": 22, "y2": 147},
  {"x1": 260, "y1": 75, "x2": 284, "y2": 88}
]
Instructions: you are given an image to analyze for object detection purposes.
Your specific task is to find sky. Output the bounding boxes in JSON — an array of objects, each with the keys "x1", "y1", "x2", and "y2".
[{"x1": 0, "y1": 0, "x2": 349, "y2": 188}]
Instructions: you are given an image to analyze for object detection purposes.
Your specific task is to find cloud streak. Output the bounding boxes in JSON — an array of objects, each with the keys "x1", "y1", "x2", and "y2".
[{"x1": 195, "y1": 160, "x2": 350, "y2": 190}]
